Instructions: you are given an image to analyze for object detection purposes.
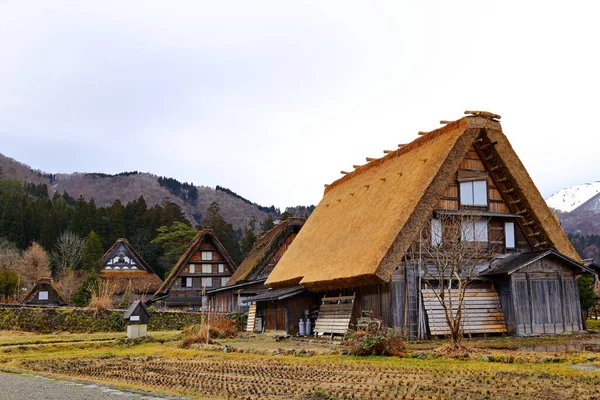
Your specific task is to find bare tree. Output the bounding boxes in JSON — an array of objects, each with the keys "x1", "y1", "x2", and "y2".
[
  {"x1": 17, "y1": 242, "x2": 52, "y2": 288},
  {"x1": 0, "y1": 238, "x2": 20, "y2": 271},
  {"x1": 406, "y1": 214, "x2": 499, "y2": 348},
  {"x1": 57, "y1": 269, "x2": 85, "y2": 303},
  {"x1": 51, "y1": 231, "x2": 85, "y2": 275}
]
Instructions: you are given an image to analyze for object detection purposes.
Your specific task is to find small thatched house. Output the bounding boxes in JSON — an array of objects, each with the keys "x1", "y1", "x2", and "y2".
[
  {"x1": 153, "y1": 230, "x2": 237, "y2": 311},
  {"x1": 21, "y1": 278, "x2": 68, "y2": 306},
  {"x1": 266, "y1": 111, "x2": 596, "y2": 338},
  {"x1": 99, "y1": 238, "x2": 163, "y2": 306},
  {"x1": 207, "y1": 217, "x2": 315, "y2": 333}
]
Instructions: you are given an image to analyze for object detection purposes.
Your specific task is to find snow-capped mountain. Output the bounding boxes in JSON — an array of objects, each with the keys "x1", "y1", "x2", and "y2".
[{"x1": 545, "y1": 182, "x2": 600, "y2": 213}]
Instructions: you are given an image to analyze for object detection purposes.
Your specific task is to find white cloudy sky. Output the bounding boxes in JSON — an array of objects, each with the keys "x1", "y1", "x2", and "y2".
[{"x1": 1, "y1": 1, "x2": 599, "y2": 209}]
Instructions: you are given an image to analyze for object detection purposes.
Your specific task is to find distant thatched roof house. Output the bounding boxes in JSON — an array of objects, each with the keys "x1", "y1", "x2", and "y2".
[
  {"x1": 267, "y1": 113, "x2": 580, "y2": 291},
  {"x1": 21, "y1": 278, "x2": 68, "y2": 306},
  {"x1": 100, "y1": 238, "x2": 163, "y2": 303},
  {"x1": 154, "y1": 229, "x2": 237, "y2": 310},
  {"x1": 265, "y1": 112, "x2": 592, "y2": 338},
  {"x1": 230, "y1": 217, "x2": 305, "y2": 285},
  {"x1": 208, "y1": 217, "x2": 306, "y2": 315}
]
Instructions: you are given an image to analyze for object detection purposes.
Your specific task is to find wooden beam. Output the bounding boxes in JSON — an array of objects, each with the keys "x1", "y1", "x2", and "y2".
[
  {"x1": 352, "y1": 165, "x2": 362, "y2": 169},
  {"x1": 464, "y1": 110, "x2": 502, "y2": 120},
  {"x1": 383, "y1": 150, "x2": 394, "y2": 154},
  {"x1": 480, "y1": 141, "x2": 498, "y2": 150},
  {"x1": 417, "y1": 131, "x2": 427, "y2": 136},
  {"x1": 366, "y1": 157, "x2": 377, "y2": 162},
  {"x1": 440, "y1": 120, "x2": 452, "y2": 124},
  {"x1": 340, "y1": 171, "x2": 350, "y2": 175},
  {"x1": 496, "y1": 177, "x2": 508, "y2": 183}
]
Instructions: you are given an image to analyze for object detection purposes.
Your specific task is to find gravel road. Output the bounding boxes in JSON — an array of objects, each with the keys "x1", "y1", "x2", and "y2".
[{"x1": 0, "y1": 372, "x2": 184, "y2": 400}]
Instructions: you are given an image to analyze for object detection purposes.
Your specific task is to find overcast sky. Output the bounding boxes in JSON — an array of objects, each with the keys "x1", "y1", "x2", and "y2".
[{"x1": 1, "y1": 1, "x2": 599, "y2": 209}]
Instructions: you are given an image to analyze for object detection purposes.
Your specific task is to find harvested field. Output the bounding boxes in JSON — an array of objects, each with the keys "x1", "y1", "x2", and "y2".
[{"x1": 20, "y1": 355, "x2": 600, "y2": 400}]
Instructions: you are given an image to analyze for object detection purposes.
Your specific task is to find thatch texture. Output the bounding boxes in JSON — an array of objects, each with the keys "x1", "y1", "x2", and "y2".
[
  {"x1": 266, "y1": 116, "x2": 579, "y2": 291},
  {"x1": 154, "y1": 229, "x2": 237, "y2": 296},
  {"x1": 227, "y1": 217, "x2": 305, "y2": 286},
  {"x1": 101, "y1": 270, "x2": 163, "y2": 295}
]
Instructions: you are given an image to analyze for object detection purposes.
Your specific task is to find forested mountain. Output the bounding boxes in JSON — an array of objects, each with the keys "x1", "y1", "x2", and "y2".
[{"x1": 0, "y1": 152, "x2": 276, "y2": 231}]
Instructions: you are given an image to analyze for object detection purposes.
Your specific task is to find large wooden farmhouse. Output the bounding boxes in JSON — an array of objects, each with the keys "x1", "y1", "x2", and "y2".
[
  {"x1": 266, "y1": 112, "x2": 596, "y2": 338},
  {"x1": 154, "y1": 230, "x2": 237, "y2": 311},
  {"x1": 207, "y1": 217, "x2": 311, "y2": 332},
  {"x1": 99, "y1": 238, "x2": 163, "y2": 306}
]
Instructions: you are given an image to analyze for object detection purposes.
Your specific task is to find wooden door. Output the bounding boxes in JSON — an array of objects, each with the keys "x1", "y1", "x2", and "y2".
[{"x1": 276, "y1": 309, "x2": 286, "y2": 331}]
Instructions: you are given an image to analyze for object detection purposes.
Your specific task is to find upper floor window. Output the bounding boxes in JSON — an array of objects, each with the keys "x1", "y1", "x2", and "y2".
[
  {"x1": 460, "y1": 181, "x2": 487, "y2": 206},
  {"x1": 201, "y1": 251, "x2": 213, "y2": 261},
  {"x1": 189, "y1": 264, "x2": 196, "y2": 273},
  {"x1": 182, "y1": 277, "x2": 193, "y2": 287},
  {"x1": 505, "y1": 221, "x2": 516, "y2": 248},
  {"x1": 218, "y1": 264, "x2": 224, "y2": 273},
  {"x1": 430, "y1": 218, "x2": 442, "y2": 247},
  {"x1": 38, "y1": 291, "x2": 48, "y2": 300},
  {"x1": 461, "y1": 219, "x2": 488, "y2": 242},
  {"x1": 202, "y1": 264, "x2": 212, "y2": 274}
]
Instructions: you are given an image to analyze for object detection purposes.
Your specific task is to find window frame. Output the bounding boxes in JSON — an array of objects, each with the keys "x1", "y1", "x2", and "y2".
[
  {"x1": 461, "y1": 219, "x2": 488, "y2": 242},
  {"x1": 430, "y1": 218, "x2": 442, "y2": 247},
  {"x1": 38, "y1": 291, "x2": 48, "y2": 300},
  {"x1": 185, "y1": 277, "x2": 193, "y2": 288},
  {"x1": 189, "y1": 264, "x2": 195, "y2": 274},
  {"x1": 201, "y1": 264, "x2": 212, "y2": 274},
  {"x1": 201, "y1": 251, "x2": 213, "y2": 261},
  {"x1": 505, "y1": 221, "x2": 516, "y2": 249},
  {"x1": 201, "y1": 277, "x2": 213, "y2": 287},
  {"x1": 459, "y1": 180, "x2": 488, "y2": 207}
]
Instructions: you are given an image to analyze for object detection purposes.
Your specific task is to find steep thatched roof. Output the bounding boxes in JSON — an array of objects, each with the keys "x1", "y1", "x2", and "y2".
[
  {"x1": 154, "y1": 229, "x2": 237, "y2": 296},
  {"x1": 266, "y1": 114, "x2": 580, "y2": 291},
  {"x1": 227, "y1": 217, "x2": 305, "y2": 286},
  {"x1": 21, "y1": 277, "x2": 68, "y2": 305},
  {"x1": 99, "y1": 238, "x2": 163, "y2": 295}
]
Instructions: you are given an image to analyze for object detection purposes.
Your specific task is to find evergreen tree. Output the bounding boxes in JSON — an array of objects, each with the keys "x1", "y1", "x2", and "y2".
[
  {"x1": 82, "y1": 231, "x2": 105, "y2": 271},
  {"x1": 241, "y1": 217, "x2": 258, "y2": 257},
  {"x1": 151, "y1": 222, "x2": 198, "y2": 271},
  {"x1": 204, "y1": 202, "x2": 242, "y2": 264},
  {"x1": 0, "y1": 270, "x2": 19, "y2": 302},
  {"x1": 260, "y1": 215, "x2": 275, "y2": 234},
  {"x1": 108, "y1": 200, "x2": 126, "y2": 243}
]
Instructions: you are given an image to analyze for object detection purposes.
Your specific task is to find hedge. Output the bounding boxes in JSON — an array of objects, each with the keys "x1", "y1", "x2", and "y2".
[{"x1": 0, "y1": 304, "x2": 212, "y2": 333}]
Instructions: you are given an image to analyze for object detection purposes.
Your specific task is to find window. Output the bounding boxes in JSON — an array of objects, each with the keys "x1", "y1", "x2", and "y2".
[
  {"x1": 189, "y1": 264, "x2": 195, "y2": 273},
  {"x1": 201, "y1": 251, "x2": 213, "y2": 261},
  {"x1": 218, "y1": 264, "x2": 224, "y2": 273},
  {"x1": 202, "y1": 264, "x2": 212, "y2": 273},
  {"x1": 505, "y1": 222, "x2": 516, "y2": 248},
  {"x1": 38, "y1": 291, "x2": 48, "y2": 300},
  {"x1": 201, "y1": 277, "x2": 213, "y2": 287},
  {"x1": 460, "y1": 181, "x2": 487, "y2": 206},
  {"x1": 221, "y1": 277, "x2": 229, "y2": 286},
  {"x1": 185, "y1": 277, "x2": 193, "y2": 288},
  {"x1": 461, "y1": 219, "x2": 488, "y2": 242},
  {"x1": 430, "y1": 218, "x2": 442, "y2": 246}
]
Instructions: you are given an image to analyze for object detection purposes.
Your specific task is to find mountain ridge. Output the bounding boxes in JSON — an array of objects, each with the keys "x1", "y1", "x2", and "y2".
[{"x1": 0, "y1": 152, "x2": 276, "y2": 230}]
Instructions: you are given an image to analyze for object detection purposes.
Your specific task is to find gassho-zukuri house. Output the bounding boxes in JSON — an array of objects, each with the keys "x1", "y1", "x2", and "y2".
[
  {"x1": 265, "y1": 111, "x2": 597, "y2": 339},
  {"x1": 99, "y1": 238, "x2": 164, "y2": 305},
  {"x1": 153, "y1": 229, "x2": 237, "y2": 311}
]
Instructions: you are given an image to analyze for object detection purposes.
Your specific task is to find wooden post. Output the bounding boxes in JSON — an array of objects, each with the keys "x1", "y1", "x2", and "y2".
[
  {"x1": 525, "y1": 273, "x2": 535, "y2": 334},
  {"x1": 510, "y1": 277, "x2": 524, "y2": 334},
  {"x1": 557, "y1": 272, "x2": 567, "y2": 333}
]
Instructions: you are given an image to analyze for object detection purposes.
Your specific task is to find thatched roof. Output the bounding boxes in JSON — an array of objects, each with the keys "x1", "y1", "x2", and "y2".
[
  {"x1": 99, "y1": 238, "x2": 163, "y2": 295},
  {"x1": 21, "y1": 277, "x2": 68, "y2": 305},
  {"x1": 227, "y1": 217, "x2": 305, "y2": 286},
  {"x1": 102, "y1": 270, "x2": 164, "y2": 295},
  {"x1": 266, "y1": 114, "x2": 580, "y2": 291},
  {"x1": 154, "y1": 229, "x2": 237, "y2": 296}
]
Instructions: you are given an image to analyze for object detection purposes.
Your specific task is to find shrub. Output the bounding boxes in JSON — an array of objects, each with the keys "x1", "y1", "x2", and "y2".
[
  {"x1": 180, "y1": 314, "x2": 238, "y2": 347},
  {"x1": 345, "y1": 315, "x2": 405, "y2": 356}
]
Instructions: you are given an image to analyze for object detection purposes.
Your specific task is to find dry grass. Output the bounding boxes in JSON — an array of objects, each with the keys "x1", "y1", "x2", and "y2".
[{"x1": 88, "y1": 280, "x2": 116, "y2": 311}]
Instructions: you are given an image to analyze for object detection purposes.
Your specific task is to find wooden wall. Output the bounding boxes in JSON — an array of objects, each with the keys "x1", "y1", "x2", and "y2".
[
  {"x1": 508, "y1": 258, "x2": 583, "y2": 334},
  {"x1": 257, "y1": 295, "x2": 318, "y2": 334}
]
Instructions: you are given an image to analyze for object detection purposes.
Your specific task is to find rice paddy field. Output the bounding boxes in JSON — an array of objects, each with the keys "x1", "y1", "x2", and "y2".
[{"x1": 1, "y1": 329, "x2": 600, "y2": 400}]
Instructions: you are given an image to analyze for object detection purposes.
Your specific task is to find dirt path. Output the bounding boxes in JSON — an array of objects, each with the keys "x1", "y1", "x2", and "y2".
[{"x1": 0, "y1": 371, "x2": 189, "y2": 400}]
